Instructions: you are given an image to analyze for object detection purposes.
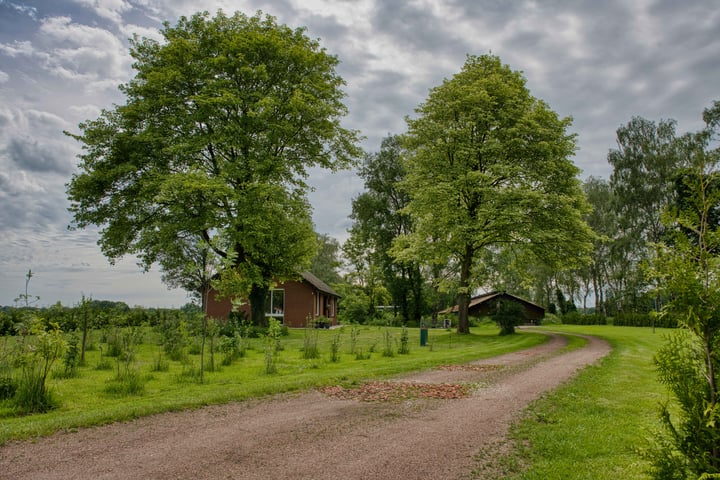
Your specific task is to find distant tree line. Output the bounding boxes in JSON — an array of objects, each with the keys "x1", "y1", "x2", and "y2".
[{"x1": 0, "y1": 301, "x2": 199, "y2": 336}]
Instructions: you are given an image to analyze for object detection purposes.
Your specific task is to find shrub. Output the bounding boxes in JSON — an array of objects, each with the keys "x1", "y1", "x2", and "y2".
[
  {"x1": 614, "y1": 312, "x2": 676, "y2": 328},
  {"x1": 218, "y1": 333, "x2": 245, "y2": 366},
  {"x1": 13, "y1": 319, "x2": 65, "y2": 413},
  {"x1": 302, "y1": 320, "x2": 320, "y2": 360},
  {"x1": 382, "y1": 329, "x2": 395, "y2": 357},
  {"x1": 264, "y1": 318, "x2": 283, "y2": 374},
  {"x1": 398, "y1": 327, "x2": 410, "y2": 354},
  {"x1": 561, "y1": 312, "x2": 607, "y2": 325},
  {"x1": 330, "y1": 332, "x2": 341, "y2": 363}
]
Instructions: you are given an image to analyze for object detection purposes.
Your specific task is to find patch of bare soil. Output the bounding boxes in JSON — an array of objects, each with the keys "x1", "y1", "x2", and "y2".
[{"x1": 0, "y1": 331, "x2": 610, "y2": 480}]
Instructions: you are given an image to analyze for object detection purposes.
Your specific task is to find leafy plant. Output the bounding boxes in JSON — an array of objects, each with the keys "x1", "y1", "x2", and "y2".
[
  {"x1": 105, "y1": 327, "x2": 145, "y2": 397},
  {"x1": 13, "y1": 319, "x2": 66, "y2": 413},
  {"x1": 382, "y1": 329, "x2": 395, "y2": 357},
  {"x1": 303, "y1": 317, "x2": 320, "y2": 359},
  {"x1": 264, "y1": 318, "x2": 283, "y2": 374},
  {"x1": 330, "y1": 331, "x2": 342, "y2": 363},
  {"x1": 398, "y1": 327, "x2": 410, "y2": 355}
]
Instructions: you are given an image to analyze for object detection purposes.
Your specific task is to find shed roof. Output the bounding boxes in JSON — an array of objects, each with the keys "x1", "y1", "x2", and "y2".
[{"x1": 443, "y1": 291, "x2": 544, "y2": 314}]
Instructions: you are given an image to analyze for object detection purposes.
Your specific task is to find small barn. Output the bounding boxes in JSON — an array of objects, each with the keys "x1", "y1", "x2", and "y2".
[
  {"x1": 444, "y1": 291, "x2": 545, "y2": 325},
  {"x1": 206, "y1": 272, "x2": 340, "y2": 328}
]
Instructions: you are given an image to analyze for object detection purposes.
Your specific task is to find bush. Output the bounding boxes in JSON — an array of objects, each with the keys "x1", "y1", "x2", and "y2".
[
  {"x1": 561, "y1": 312, "x2": 607, "y2": 325},
  {"x1": 614, "y1": 312, "x2": 676, "y2": 328},
  {"x1": 12, "y1": 319, "x2": 65, "y2": 413},
  {"x1": 0, "y1": 376, "x2": 16, "y2": 400}
]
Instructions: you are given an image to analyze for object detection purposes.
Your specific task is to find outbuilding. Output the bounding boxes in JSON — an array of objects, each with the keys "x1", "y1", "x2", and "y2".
[{"x1": 444, "y1": 291, "x2": 545, "y2": 324}]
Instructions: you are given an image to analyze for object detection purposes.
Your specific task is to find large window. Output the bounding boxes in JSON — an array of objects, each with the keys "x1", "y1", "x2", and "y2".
[{"x1": 265, "y1": 289, "x2": 284, "y2": 321}]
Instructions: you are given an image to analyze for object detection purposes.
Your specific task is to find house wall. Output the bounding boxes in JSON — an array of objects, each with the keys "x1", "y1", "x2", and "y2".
[{"x1": 205, "y1": 279, "x2": 337, "y2": 328}]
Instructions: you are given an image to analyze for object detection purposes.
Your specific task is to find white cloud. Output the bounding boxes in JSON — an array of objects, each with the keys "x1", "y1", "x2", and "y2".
[
  {"x1": 0, "y1": 40, "x2": 36, "y2": 57},
  {"x1": 38, "y1": 16, "x2": 131, "y2": 76},
  {"x1": 0, "y1": 70, "x2": 8, "y2": 83},
  {"x1": 70, "y1": 0, "x2": 132, "y2": 24},
  {"x1": 0, "y1": 0, "x2": 38, "y2": 20}
]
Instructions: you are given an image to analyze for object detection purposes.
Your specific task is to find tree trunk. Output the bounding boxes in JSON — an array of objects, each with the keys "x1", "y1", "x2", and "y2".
[
  {"x1": 457, "y1": 246, "x2": 474, "y2": 334},
  {"x1": 249, "y1": 283, "x2": 269, "y2": 327}
]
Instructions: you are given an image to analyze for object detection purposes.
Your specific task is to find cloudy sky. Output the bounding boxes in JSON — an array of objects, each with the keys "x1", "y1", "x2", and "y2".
[{"x1": 0, "y1": 0, "x2": 718, "y2": 308}]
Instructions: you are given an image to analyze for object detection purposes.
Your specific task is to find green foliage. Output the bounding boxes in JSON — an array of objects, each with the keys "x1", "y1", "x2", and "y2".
[
  {"x1": 0, "y1": 341, "x2": 16, "y2": 400},
  {"x1": 302, "y1": 320, "x2": 320, "y2": 359},
  {"x1": 335, "y1": 283, "x2": 373, "y2": 324},
  {"x1": 150, "y1": 349, "x2": 169, "y2": 372},
  {"x1": 398, "y1": 326, "x2": 410, "y2": 354},
  {"x1": 382, "y1": 329, "x2": 395, "y2": 357},
  {"x1": 395, "y1": 54, "x2": 593, "y2": 334},
  {"x1": 348, "y1": 325, "x2": 360, "y2": 355},
  {"x1": 614, "y1": 312, "x2": 676, "y2": 328},
  {"x1": 65, "y1": 10, "x2": 360, "y2": 325},
  {"x1": 56, "y1": 332, "x2": 80, "y2": 379},
  {"x1": 493, "y1": 300, "x2": 525, "y2": 336},
  {"x1": 159, "y1": 318, "x2": 189, "y2": 362},
  {"x1": 264, "y1": 318, "x2": 283, "y2": 374},
  {"x1": 12, "y1": 319, "x2": 65, "y2": 413},
  {"x1": 105, "y1": 327, "x2": 146, "y2": 396},
  {"x1": 647, "y1": 100, "x2": 720, "y2": 478},
  {"x1": 218, "y1": 333, "x2": 246, "y2": 366},
  {"x1": 347, "y1": 135, "x2": 426, "y2": 325},
  {"x1": 561, "y1": 312, "x2": 608, "y2": 326},
  {"x1": 330, "y1": 332, "x2": 342, "y2": 363}
]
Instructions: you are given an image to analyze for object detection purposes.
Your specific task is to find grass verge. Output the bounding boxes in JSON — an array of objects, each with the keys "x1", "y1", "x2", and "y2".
[{"x1": 495, "y1": 325, "x2": 669, "y2": 480}]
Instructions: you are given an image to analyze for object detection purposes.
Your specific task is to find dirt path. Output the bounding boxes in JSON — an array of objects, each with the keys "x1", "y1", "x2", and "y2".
[{"x1": 0, "y1": 331, "x2": 610, "y2": 480}]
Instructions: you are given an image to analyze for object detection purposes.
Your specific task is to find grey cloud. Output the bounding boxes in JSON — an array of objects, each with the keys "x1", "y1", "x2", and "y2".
[
  {"x1": 371, "y1": 1, "x2": 470, "y2": 56},
  {"x1": 6, "y1": 137, "x2": 75, "y2": 174}
]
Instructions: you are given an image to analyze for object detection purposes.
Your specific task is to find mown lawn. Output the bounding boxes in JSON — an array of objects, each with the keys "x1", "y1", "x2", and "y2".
[
  {"x1": 500, "y1": 325, "x2": 671, "y2": 480},
  {"x1": 0, "y1": 324, "x2": 547, "y2": 444}
]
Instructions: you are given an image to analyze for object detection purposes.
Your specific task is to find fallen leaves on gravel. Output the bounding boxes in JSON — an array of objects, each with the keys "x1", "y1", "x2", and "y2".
[
  {"x1": 320, "y1": 382, "x2": 474, "y2": 402},
  {"x1": 435, "y1": 364, "x2": 503, "y2": 372}
]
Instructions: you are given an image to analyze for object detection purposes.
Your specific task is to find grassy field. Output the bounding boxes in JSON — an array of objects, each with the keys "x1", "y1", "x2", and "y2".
[
  {"x1": 499, "y1": 325, "x2": 671, "y2": 480},
  {"x1": 0, "y1": 324, "x2": 547, "y2": 444}
]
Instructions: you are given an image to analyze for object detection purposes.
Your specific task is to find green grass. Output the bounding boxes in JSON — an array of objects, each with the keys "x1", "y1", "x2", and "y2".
[
  {"x1": 499, "y1": 325, "x2": 670, "y2": 480},
  {"x1": 0, "y1": 324, "x2": 546, "y2": 444}
]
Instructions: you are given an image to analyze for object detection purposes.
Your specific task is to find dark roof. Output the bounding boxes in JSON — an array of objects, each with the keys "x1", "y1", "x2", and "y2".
[
  {"x1": 443, "y1": 291, "x2": 544, "y2": 313},
  {"x1": 301, "y1": 271, "x2": 340, "y2": 297}
]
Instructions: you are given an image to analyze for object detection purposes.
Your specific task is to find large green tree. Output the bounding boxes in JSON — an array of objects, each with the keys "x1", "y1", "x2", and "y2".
[
  {"x1": 309, "y1": 233, "x2": 343, "y2": 286},
  {"x1": 66, "y1": 11, "x2": 361, "y2": 325},
  {"x1": 395, "y1": 54, "x2": 593, "y2": 334},
  {"x1": 608, "y1": 117, "x2": 681, "y2": 312},
  {"x1": 580, "y1": 176, "x2": 617, "y2": 313},
  {"x1": 348, "y1": 135, "x2": 425, "y2": 324}
]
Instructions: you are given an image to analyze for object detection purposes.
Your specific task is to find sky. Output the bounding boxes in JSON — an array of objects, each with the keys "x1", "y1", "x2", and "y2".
[{"x1": 0, "y1": 0, "x2": 718, "y2": 308}]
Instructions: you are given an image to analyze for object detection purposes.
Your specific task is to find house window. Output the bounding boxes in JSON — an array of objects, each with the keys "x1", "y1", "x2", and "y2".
[{"x1": 265, "y1": 289, "x2": 284, "y2": 321}]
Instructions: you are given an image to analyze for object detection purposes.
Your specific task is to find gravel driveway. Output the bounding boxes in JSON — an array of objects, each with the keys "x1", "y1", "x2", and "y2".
[{"x1": 0, "y1": 331, "x2": 610, "y2": 479}]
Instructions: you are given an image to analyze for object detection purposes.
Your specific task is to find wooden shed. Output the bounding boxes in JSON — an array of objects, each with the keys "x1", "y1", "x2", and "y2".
[
  {"x1": 444, "y1": 291, "x2": 545, "y2": 324},
  {"x1": 206, "y1": 272, "x2": 340, "y2": 328}
]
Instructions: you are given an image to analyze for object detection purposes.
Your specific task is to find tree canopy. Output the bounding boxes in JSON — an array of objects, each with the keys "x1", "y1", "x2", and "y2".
[
  {"x1": 348, "y1": 135, "x2": 425, "y2": 324},
  {"x1": 394, "y1": 54, "x2": 593, "y2": 333},
  {"x1": 66, "y1": 11, "x2": 361, "y2": 324}
]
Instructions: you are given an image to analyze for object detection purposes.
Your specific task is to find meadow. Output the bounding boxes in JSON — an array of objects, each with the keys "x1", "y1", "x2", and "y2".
[{"x1": 0, "y1": 323, "x2": 546, "y2": 444}]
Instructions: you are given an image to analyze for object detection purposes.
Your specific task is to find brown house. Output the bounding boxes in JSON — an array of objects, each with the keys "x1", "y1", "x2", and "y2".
[
  {"x1": 444, "y1": 291, "x2": 545, "y2": 324},
  {"x1": 206, "y1": 272, "x2": 340, "y2": 328}
]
